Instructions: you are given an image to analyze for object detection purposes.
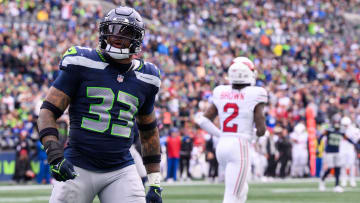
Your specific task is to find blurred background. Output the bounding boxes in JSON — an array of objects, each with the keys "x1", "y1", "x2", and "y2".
[{"x1": 0, "y1": 0, "x2": 360, "y2": 198}]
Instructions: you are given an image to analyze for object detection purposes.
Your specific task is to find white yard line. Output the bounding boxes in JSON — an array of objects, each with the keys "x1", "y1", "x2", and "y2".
[
  {"x1": 272, "y1": 187, "x2": 360, "y2": 193},
  {"x1": 250, "y1": 177, "x2": 360, "y2": 184},
  {"x1": 0, "y1": 196, "x2": 49, "y2": 202}
]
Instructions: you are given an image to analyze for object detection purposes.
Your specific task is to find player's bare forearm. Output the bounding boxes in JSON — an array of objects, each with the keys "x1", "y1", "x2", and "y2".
[
  {"x1": 45, "y1": 87, "x2": 70, "y2": 110},
  {"x1": 37, "y1": 87, "x2": 70, "y2": 143},
  {"x1": 38, "y1": 109, "x2": 59, "y2": 143},
  {"x1": 140, "y1": 128, "x2": 161, "y2": 173},
  {"x1": 137, "y1": 111, "x2": 161, "y2": 173},
  {"x1": 203, "y1": 104, "x2": 218, "y2": 121},
  {"x1": 140, "y1": 128, "x2": 161, "y2": 156},
  {"x1": 254, "y1": 103, "x2": 266, "y2": 137}
]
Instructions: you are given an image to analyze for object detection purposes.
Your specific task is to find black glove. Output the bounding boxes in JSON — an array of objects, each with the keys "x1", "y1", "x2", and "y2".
[
  {"x1": 146, "y1": 186, "x2": 162, "y2": 203},
  {"x1": 50, "y1": 158, "x2": 77, "y2": 181},
  {"x1": 44, "y1": 140, "x2": 77, "y2": 181}
]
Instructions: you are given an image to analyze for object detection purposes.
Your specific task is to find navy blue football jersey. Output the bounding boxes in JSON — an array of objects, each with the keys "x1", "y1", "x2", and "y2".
[
  {"x1": 53, "y1": 46, "x2": 161, "y2": 172},
  {"x1": 320, "y1": 128, "x2": 344, "y2": 153}
]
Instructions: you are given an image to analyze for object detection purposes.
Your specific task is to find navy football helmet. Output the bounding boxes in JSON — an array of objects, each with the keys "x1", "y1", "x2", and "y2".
[{"x1": 99, "y1": 6, "x2": 145, "y2": 59}]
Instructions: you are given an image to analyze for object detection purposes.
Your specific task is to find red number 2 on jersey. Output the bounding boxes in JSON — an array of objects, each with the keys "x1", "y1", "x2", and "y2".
[{"x1": 223, "y1": 103, "x2": 239, "y2": 132}]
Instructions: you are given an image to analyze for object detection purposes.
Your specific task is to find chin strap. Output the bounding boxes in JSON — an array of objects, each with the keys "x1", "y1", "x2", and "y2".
[{"x1": 105, "y1": 44, "x2": 130, "y2": 59}]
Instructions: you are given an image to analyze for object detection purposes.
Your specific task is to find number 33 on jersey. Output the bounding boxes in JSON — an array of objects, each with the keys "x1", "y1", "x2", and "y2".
[{"x1": 52, "y1": 46, "x2": 161, "y2": 171}]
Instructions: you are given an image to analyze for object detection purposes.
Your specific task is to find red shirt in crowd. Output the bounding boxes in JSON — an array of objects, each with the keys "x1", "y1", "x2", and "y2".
[{"x1": 166, "y1": 135, "x2": 181, "y2": 158}]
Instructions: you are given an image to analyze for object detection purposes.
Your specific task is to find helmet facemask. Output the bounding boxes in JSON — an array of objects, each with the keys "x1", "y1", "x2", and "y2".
[
  {"x1": 99, "y1": 7, "x2": 145, "y2": 60},
  {"x1": 100, "y1": 22, "x2": 144, "y2": 59}
]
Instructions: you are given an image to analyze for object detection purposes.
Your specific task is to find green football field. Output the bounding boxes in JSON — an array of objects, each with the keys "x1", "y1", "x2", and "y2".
[{"x1": 0, "y1": 179, "x2": 359, "y2": 203}]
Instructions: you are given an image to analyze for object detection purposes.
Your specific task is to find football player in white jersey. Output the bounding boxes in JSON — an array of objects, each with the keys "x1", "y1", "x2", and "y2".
[
  {"x1": 290, "y1": 123, "x2": 309, "y2": 178},
  {"x1": 339, "y1": 117, "x2": 360, "y2": 187},
  {"x1": 195, "y1": 59, "x2": 267, "y2": 203}
]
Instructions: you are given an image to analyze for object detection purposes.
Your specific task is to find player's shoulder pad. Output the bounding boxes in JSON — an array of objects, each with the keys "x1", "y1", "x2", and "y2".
[
  {"x1": 213, "y1": 85, "x2": 228, "y2": 91},
  {"x1": 249, "y1": 86, "x2": 268, "y2": 103},
  {"x1": 60, "y1": 46, "x2": 108, "y2": 71},
  {"x1": 213, "y1": 85, "x2": 228, "y2": 95},
  {"x1": 134, "y1": 60, "x2": 161, "y2": 88},
  {"x1": 135, "y1": 61, "x2": 161, "y2": 78},
  {"x1": 249, "y1": 86, "x2": 267, "y2": 94}
]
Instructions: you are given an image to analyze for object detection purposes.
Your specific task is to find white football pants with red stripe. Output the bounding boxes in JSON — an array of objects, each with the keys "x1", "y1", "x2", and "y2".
[{"x1": 216, "y1": 136, "x2": 250, "y2": 203}]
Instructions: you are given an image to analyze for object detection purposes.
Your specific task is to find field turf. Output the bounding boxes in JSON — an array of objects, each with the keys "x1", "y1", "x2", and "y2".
[{"x1": 0, "y1": 179, "x2": 359, "y2": 203}]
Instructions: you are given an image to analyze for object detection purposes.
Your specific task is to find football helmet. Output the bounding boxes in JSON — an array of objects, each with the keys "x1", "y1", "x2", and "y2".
[
  {"x1": 341, "y1": 117, "x2": 351, "y2": 127},
  {"x1": 99, "y1": 6, "x2": 145, "y2": 59},
  {"x1": 232, "y1": 57, "x2": 257, "y2": 85},
  {"x1": 227, "y1": 62, "x2": 256, "y2": 85}
]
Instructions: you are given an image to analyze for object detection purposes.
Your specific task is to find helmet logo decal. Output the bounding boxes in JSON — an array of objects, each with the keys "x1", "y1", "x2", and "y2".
[{"x1": 242, "y1": 61, "x2": 254, "y2": 71}]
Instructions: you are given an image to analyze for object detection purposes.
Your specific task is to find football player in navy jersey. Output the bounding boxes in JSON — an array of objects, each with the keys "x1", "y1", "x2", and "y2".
[
  {"x1": 318, "y1": 121, "x2": 358, "y2": 193},
  {"x1": 37, "y1": 6, "x2": 162, "y2": 203}
]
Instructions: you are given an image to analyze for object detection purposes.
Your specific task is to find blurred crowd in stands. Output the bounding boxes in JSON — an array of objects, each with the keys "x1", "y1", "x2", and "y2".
[{"x1": 1, "y1": 0, "x2": 360, "y2": 182}]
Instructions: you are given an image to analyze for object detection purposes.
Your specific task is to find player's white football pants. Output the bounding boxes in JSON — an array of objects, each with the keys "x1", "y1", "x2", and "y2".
[
  {"x1": 340, "y1": 150, "x2": 357, "y2": 186},
  {"x1": 216, "y1": 136, "x2": 250, "y2": 203},
  {"x1": 50, "y1": 164, "x2": 145, "y2": 203}
]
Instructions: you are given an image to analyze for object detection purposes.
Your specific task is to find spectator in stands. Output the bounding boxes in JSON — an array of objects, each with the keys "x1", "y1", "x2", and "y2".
[
  {"x1": 179, "y1": 126, "x2": 193, "y2": 181},
  {"x1": 205, "y1": 135, "x2": 218, "y2": 182},
  {"x1": 13, "y1": 131, "x2": 34, "y2": 183},
  {"x1": 166, "y1": 127, "x2": 181, "y2": 182},
  {"x1": 264, "y1": 129, "x2": 279, "y2": 178},
  {"x1": 276, "y1": 127, "x2": 292, "y2": 178}
]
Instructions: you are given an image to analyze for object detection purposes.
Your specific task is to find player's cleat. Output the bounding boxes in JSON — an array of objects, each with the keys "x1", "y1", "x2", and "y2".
[
  {"x1": 333, "y1": 186, "x2": 344, "y2": 193},
  {"x1": 350, "y1": 180, "x2": 357, "y2": 187},
  {"x1": 319, "y1": 180, "x2": 326, "y2": 191}
]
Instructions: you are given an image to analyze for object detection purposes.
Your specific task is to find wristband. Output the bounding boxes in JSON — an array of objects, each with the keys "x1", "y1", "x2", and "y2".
[
  {"x1": 137, "y1": 120, "x2": 157, "y2": 131},
  {"x1": 43, "y1": 140, "x2": 64, "y2": 164},
  {"x1": 147, "y1": 172, "x2": 161, "y2": 187},
  {"x1": 39, "y1": 127, "x2": 59, "y2": 141},
  {"x1": 143, "y1": 155, "x2": 161, "y2": 164}
]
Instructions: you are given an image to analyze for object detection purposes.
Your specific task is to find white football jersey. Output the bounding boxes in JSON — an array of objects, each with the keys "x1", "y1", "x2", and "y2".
[
  {"x1": 340, "y1": 125, "x2": 360, "y2": 153},
  {"x1": 211, "y1": 85, "x2": 268, "y2": 138}
]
